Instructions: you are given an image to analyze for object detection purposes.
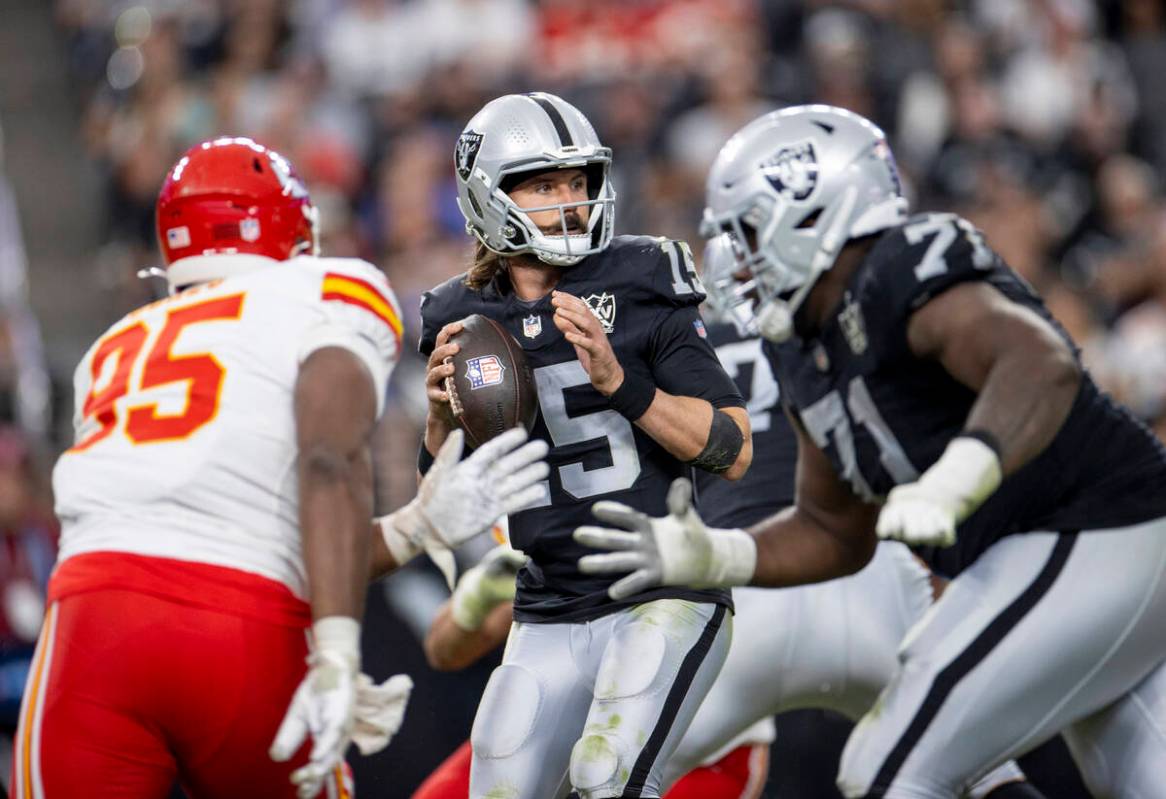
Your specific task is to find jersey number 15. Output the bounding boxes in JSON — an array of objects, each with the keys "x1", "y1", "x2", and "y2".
[{"x1": 69, "y1": 294, "x2": 245, "y2": 452}]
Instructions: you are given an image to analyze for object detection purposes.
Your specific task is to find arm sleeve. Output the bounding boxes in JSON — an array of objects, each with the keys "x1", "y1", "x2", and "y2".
[{"x1": 648, "y1": 306, "x2": 744, "y2": 409}]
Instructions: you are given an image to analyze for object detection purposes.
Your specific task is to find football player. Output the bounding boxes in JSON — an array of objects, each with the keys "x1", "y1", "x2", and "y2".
[
  {"x1": 12, "y1": 137, "x2": 548, "y2": 799},
  {"x1": 407, "y1": 237, "x2": 1037, "y2": 799},
  {"x1": 420, "y1": 92, "x2": 752, "y2": 799},
  {"x1": 668, "y1": 236, "x2": 1038, "y2": 799},
  {"x1": 577, "y1": 106, "x2": 1166, "y2": 798}
]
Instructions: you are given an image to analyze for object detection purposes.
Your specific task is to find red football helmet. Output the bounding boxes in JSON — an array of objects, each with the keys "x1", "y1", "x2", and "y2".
[{"x1": 155, "y1": 136, "x2": 318, "y2": 268}]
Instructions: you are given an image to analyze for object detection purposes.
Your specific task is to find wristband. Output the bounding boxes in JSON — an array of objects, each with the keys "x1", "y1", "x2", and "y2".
[
  {"x1": 607, "y1": 370, "x2": 656, "y2": 422},
  {"x1": 708, "y1": 527, "x2": 758, "y2": 586},
  {"x1": 378, "y1": 510, "x2": 422, "y2": 566},
  {"x1": 959, "y1": 428, "x2": 1002, "y2": 461},
  {"x1": 311, "y1": 616, "x2": 361, "y2": 668},
  {"x1": 417, "y1": 442, "x2": 436, "y2": 476},
  {"x1": 922, "y1": 435, "x2": 1003, "y2": 523}
]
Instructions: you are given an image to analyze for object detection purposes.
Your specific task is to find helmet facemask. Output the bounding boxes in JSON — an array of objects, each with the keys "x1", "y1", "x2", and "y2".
[
  {"x1": 702, "y1": 234, "x2": 760, "y2": 338},
  {"x1": 481, "y1": 160, "x2": 615, "y2": 267},
  {"x1": 703, "y1": 184, "x2": 860, "y2": 342},
  {"x1": 703, "y1": 105, "x2": 910, "y2": 343}
]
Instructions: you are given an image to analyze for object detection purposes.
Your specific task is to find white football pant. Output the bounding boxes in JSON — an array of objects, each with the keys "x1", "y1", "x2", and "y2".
[
  {"x1": 469, "y1": 599, "x2": 731, "y2": 799},
  {"x1": 838, "y1": 519, "x2": 1166, "y2": 798}
]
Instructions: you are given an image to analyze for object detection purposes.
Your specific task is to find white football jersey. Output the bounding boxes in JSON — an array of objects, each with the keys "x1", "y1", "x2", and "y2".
[{"x1": 53, "y1": 254, "x2": 402, "y2": 598}]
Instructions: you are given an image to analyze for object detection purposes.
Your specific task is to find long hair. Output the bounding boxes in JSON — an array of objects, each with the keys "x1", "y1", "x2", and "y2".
[{"x1": 464, "y1": 241, "x2": 506, "y2": 291}]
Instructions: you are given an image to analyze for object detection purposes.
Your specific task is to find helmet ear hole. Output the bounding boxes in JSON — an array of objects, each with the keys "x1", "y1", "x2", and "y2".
[{"x1": 796, "y1": 208, "x2": 823, "y2": 229}]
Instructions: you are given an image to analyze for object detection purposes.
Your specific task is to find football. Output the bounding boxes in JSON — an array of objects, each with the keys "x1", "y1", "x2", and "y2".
[{"x1": 444, "y1": 314, "x2": 539, "y2": 448}]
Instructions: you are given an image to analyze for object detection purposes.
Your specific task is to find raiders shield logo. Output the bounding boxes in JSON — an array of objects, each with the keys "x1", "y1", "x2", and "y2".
[
  {"x1": 582, "y1": 292, "x2": 616, "y2": 334},
  {"x1": 456, "y1": 131, "x2": 484, "y2": 182},
  {"x1": 760, "y1": 140, "x2": 818, "y2": 202}
]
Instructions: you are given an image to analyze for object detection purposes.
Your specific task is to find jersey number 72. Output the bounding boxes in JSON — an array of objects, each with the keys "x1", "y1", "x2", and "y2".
[{"x1": 69, "y1": 294, "x2": 245, "y2": 452}]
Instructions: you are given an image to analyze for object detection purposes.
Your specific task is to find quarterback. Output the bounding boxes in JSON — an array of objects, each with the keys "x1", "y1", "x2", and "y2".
[
  {"x1": 578, "y1": 106, "x2": 1166, "y2": 798},
  {"x1": 420, "y1": 93, "x2": 750, "y2": 799},
  {"x1": 12, "y1": 138, "x2": 547, "y2": 799}
]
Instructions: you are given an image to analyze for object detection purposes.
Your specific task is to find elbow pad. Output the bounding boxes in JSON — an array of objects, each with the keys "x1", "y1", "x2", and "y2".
[{"x1": 688, "y1": 409, "x2": 744, "y2": 475}]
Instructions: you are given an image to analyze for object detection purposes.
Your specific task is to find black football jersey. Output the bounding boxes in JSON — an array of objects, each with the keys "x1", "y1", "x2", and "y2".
[
  {"x1": 695, "y1": 322, "x2": 797, "y2": 529},
  {"x1": 420, "y1": 235, "x2": 745, "y2": 622},
  {"x1": 773, "y1": 212, "x2": 1166, "y2": 576}
]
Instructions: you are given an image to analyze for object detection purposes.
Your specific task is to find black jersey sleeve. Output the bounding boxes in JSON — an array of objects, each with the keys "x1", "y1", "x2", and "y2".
[
  {"x1": 648, "y1": 306, "x2": 744, "y2": 409},
  {"x1": 861, "y1": 213, "x2": 1005, "y2": 360},
  {"x1": 418, "y1": 273, "x2": 477, "y2": 357},
  {"x1": 646, "y1": 237, "x2": 707, "y2": 308},
  {"x1": 418, "y1": 291, "x2": 440, "y2": 358}
]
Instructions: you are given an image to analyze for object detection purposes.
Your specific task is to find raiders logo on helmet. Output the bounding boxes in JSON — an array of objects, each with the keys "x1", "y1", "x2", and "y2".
[
  {"x1": 760, "y1": 140, "x2": 818, "y2": 202},
  {"x1": 456, "y1": 131, "x2": 485, "y2": 182}
]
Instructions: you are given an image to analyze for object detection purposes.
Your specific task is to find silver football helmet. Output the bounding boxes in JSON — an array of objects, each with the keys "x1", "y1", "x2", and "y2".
[
  {"x1": 702, "y1": 234, "x2": 758, "y2": 338},
  {"x1": 454, "y1": 92, "x2": 615, "y2": 267},
  {"x1": 701, "y1": 105, "x2": 907, "y2": 342}
]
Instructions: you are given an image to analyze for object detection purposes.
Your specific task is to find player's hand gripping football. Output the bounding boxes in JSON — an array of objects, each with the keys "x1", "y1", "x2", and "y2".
[
  {"x1": 271, "y1": 618, "x2": 413, "y2": 798},
  {"x1": 381, "y1": 427, "x2": 548, "y2": 588},
  {"x1": 876, "y1": 435, "x2": 1003, "y2": 547},
  {"x1": 424, "y1": 321, "x2": 464, "y2": 432},
  {"x1": 574, "y1": 478, "x2": 757, "y2": 599},
  {"x1": 551, "y1": 290, "x2": 623, "y2": 396}
]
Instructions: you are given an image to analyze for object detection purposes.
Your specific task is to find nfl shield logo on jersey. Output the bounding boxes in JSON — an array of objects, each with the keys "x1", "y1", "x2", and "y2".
[
  {"x1": 523, "y1": 314, "x2": 542, "y2": 339},
  {"x1": 582, "y1": 292, "x2": 616, "y2": 333},
  {"x1": 466, "y1": 355, "x2": 505, "y2": 390}
]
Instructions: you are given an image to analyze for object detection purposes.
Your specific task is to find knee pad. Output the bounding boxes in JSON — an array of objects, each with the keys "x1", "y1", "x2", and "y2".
[
  {"x1": 569, "y1": 729, "x2": 629, "y2": 794},
  {"x1": 594, "y1": 623, "x2": 668, "y2": 700},
  {"x1": 470, "y1": 664, "x2": 542, "y2": 760}
]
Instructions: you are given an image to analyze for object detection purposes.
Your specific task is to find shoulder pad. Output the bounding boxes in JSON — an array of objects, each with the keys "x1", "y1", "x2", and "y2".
[
  {"x1": 853, "y1": 213, "x2": 1001, "y2": 352},
  {"x1": 309, "y1": 257, "x2": 404, "y2": 348},
  {"x1": 304, "y1": 256, "x2": 387, "y2": 284},
  {"x1": 602, "y1": 235, "x2": 706, "y2": 309},
  {"x1": 419, "y1": 272, "x2": 481, "y2": 356}
]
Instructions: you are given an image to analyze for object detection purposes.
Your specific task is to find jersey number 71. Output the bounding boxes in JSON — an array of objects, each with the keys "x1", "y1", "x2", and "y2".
[{"x1": 69, "y1": 294, "x2": 245, "y2": 452}]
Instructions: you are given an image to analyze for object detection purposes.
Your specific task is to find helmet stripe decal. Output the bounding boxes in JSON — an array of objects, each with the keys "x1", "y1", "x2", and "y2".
[{"x1": 525, "y1": 93, "x2": 574, "y2": 148}]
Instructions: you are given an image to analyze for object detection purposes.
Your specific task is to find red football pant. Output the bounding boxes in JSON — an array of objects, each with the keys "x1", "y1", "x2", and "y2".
[
  {"x1": 411, "y1": 740, "x2": 769, "y2": 799},
  {"x1": 12, "y1": 587, "x2": 338, "y2": 799}
]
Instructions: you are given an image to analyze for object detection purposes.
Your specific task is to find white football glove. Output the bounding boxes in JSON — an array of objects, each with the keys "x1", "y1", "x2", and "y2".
[
  {"x1": 350, "y1": 672, "x2": 413, "y2": 755},
  {"x1": 876, "y1": 435, "x2": 1002, "y2": 548},
  {"x1": 270, "y1": 618, "x2": 361, "y2": 799},
  {"x1": 574, "y1": 478, "x2": 757, "y2": 600},
  {"x1": 380, "y1": 427, "x2": 549, "y2": 588},
  {"x1": 450, "y1": 544, "x2": 526, "y2": 631}
]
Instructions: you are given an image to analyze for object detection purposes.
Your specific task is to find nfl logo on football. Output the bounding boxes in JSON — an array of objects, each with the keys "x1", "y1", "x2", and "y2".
[
  {"x1": 523, "y1": 314, "x2": 542, "y2": 339},
  {"x1": 466, "y1": 355, "x2": 506, "y2": 390}
]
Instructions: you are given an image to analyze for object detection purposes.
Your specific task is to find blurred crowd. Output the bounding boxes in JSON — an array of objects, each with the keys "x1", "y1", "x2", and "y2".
[
  {"x1": 50, "y1": 0, "x2": 1166, "y2": 446},
  {"x1": 1, "y1": 0, "x2": 1165, "y2": 793}
]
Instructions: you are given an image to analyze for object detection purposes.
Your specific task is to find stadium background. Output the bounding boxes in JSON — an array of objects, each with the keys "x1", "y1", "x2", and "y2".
[{"x1": 1, "y1": 0, "x2": 1164, "y2": 795}]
